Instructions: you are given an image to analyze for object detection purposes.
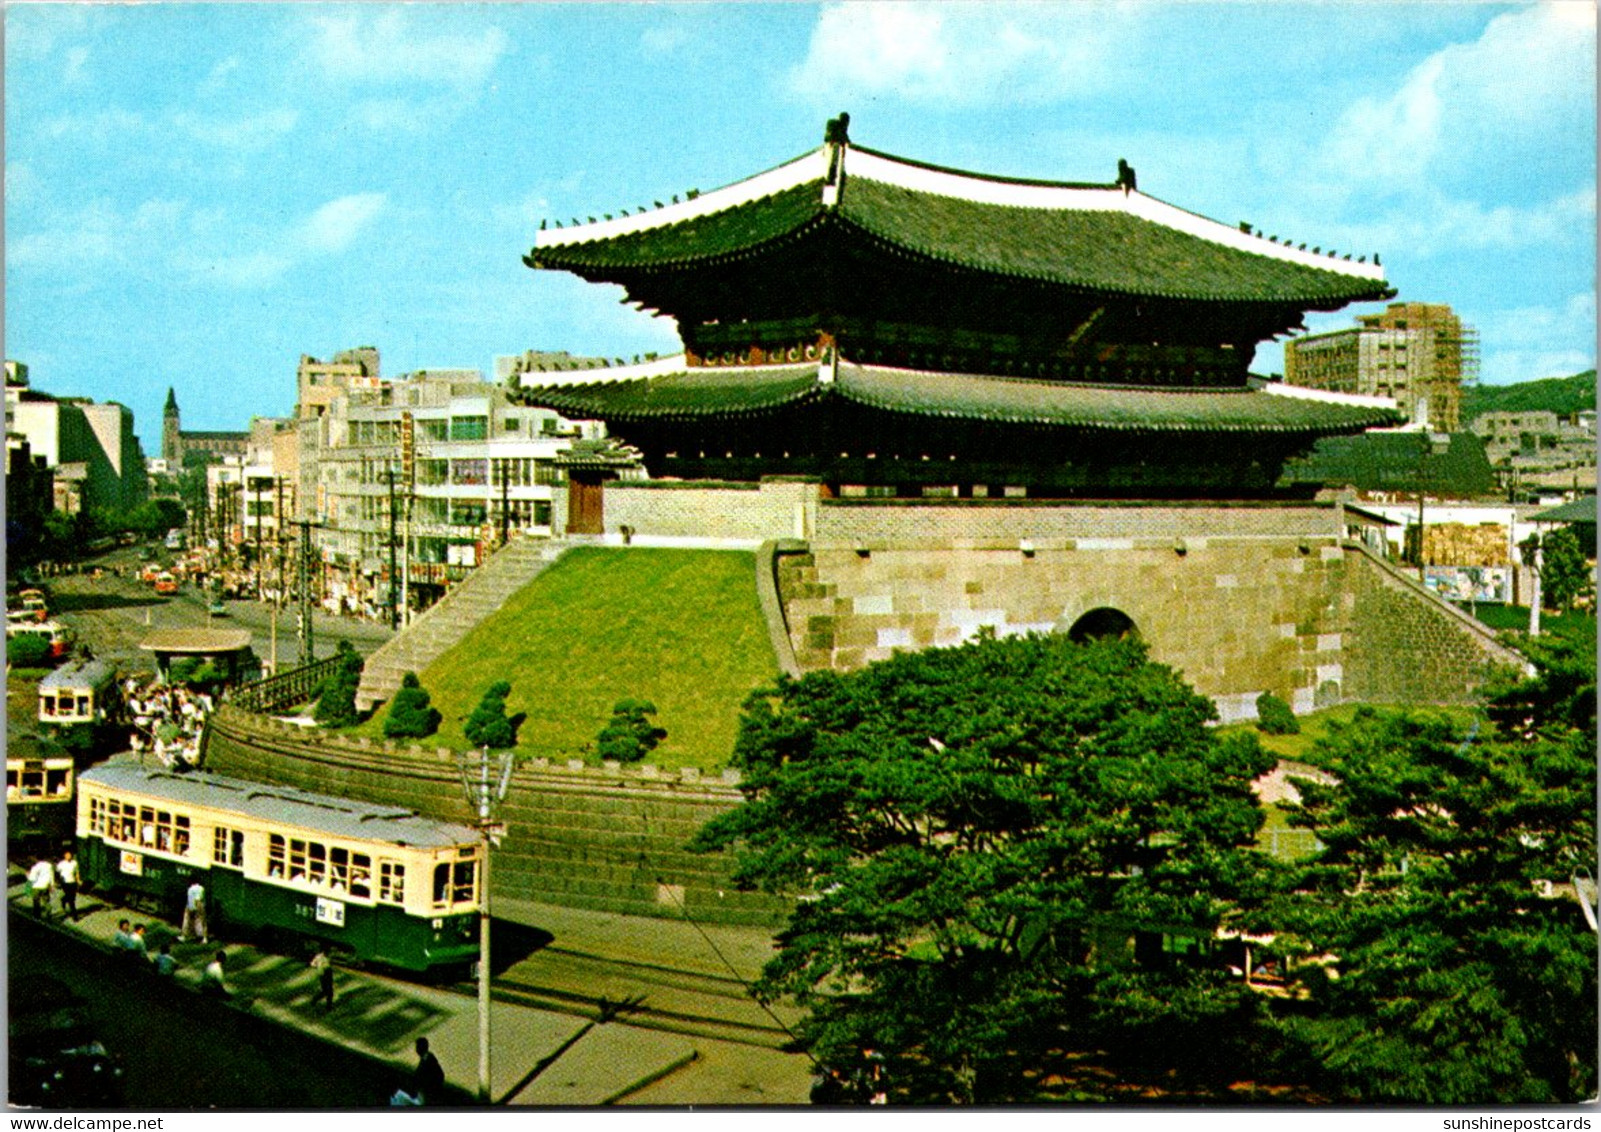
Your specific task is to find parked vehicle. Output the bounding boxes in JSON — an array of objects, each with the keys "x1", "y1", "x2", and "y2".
[{"x1": 7, "y1": 620, "x2": 73, "y2": 662}]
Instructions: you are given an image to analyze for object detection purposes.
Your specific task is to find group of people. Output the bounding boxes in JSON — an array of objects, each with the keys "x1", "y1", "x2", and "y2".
[
  {"x1": 125, "y1": 676, "x2": 213, "y2": 769},
  {"x1": 25, "y1": 850, "x2": 79, "y2": 920}
]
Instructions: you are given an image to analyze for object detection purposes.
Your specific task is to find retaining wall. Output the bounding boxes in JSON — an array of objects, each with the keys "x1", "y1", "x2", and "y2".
[{"x1": 202, "y1": 706, "x2": 788, "y2": 928}]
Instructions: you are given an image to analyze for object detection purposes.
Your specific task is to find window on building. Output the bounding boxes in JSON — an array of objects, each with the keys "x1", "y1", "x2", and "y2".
[
  {"x1": 450, "y1": 416, "x2": 488, "y2": 441},
  {"x1": 451, "y1": 459, "x2": 487, "y2": 486}
]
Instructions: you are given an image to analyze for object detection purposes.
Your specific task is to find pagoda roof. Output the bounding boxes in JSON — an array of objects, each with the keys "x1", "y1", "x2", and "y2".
[
  {"x1": 520, "y1": 355, "x2": 1403, "y2": 435},
  {"x1": 530, "y1": 142, "x2": 1391, "y2": 306}
]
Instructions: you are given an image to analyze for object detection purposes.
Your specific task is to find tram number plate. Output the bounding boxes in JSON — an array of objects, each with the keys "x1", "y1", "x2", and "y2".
[
  {"x1": 315, "y1": 897, "x2": 346, "y2": 927},
  {"x1": 119, "y1": 851, "x2": 143, "y2": 877}
]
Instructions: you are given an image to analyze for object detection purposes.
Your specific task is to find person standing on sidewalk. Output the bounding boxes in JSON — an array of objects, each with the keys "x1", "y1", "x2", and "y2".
[
  {"x1": 55, "y1": 851, "x2": 80, "y2": 921},
  {"x1": 309, "y1": 947, "x2": 336, "y2": 1010},
  {"x1": 182, "y1": 880, "x2": 208, "y2": 943},
  {"x1": 27, "y1": 857, "x2": 54, "y2": 918},
  {"x1": 412, "y1": 1037, "x2": 444, "y2": 1104}
]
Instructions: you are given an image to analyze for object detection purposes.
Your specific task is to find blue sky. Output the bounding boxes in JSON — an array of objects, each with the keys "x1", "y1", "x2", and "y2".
[{"x1": 6, "y1": 2, "x2": 1594, "y2": 447}]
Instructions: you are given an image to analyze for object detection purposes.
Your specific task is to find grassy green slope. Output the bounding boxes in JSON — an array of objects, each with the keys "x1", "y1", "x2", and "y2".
[
  {"x1": 402, "y1": 547, "x2": 777, "y2": 770},
  {"x1": 1462, "y1": 370, "x2": 1595, "y2": 422}
]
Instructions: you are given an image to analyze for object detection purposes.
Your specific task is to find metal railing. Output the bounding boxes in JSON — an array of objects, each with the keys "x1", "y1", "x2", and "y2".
[{"x1": 230, "y1": 654, "x2": 345, "y2": 715}]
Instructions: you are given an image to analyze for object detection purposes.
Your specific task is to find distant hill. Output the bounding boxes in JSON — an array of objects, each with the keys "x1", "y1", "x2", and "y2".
[{"x1": 1462, "y1": 370, "x2": 1595, "y2": 422}]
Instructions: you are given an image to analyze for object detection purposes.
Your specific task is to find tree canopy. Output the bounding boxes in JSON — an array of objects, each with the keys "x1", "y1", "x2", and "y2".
[
  {"x1": 1267, "y1": 636, "x2": 1597, "y2": 1103},
  {"x1": 694, "y1": 632, "x2": 1278, "y2": 1102}
]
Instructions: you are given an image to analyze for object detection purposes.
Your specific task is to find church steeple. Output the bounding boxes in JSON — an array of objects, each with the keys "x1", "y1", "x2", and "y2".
[{"x1": 162, "y1": 387, "x2": 182, "y2": 463}]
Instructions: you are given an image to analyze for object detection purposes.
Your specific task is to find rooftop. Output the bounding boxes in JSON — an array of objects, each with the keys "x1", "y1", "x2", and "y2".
[{"x1": 529, "y1": 131, "x2": 1390, "y2": 306}]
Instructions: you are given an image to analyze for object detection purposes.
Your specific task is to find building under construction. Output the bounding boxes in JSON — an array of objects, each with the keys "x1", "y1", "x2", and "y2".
[{"x1": 1284, "y1": 302, "x2": 1480, "y2": 432}]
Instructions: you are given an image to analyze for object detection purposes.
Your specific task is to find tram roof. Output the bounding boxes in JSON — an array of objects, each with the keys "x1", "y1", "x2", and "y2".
[
  {"x1": 80, "y1": 762, "x2": 479, "y2": 849},
  {"x1": 39, "y1": 658, "x2": 118, "y2": 691}
]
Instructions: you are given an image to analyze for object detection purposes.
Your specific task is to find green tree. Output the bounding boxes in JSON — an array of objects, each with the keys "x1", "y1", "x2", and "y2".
[
  {"x1": 595, "y1": 698, "x2": 666, "y2": 763},
  {"x1": 7, "y1": 633, "x2": 53, "y2": 668},
  {"x1": 693, "y1": 633, "x2": 1278, "y2": 1102},
  {"x1": 1539, "y1": 526, "x2": 1594, "y2": 613},
  {"x1": 384, "y1": 672, "x2": 442, "y2": 739},
  {"x1": 1255, "y1": 692, "x2": 1300, "y2": 735},
  {"x1": 1269, "y1": 641, "x2": 1597, "y2": 1103},
  {"x1": 312, "y1": 641, "x2": 364, "y2": 728},
  {"x1": 464, "y1": 681, "x2": 517, "y2": 749}
]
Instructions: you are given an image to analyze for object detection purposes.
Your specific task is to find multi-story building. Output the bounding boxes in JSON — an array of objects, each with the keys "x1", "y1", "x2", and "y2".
[
  {"x1": 299, "y1": 368, "x2": 600, "y2": 616},
  {"x1": 1470, "y1": 408, "x2": 1597, "y2": 493},
  {"x1": 1284, "y1": 302, "x2": 1478, "y2": 433},
  {"x1": 6, "y1": 361, "x2": 148, "y2": 515},
  {"x1": 296, "y1": 347, "x2": 382, "y2": 420},
  {"x1": 205, "y1": 418, "x2": 299, "y2": 576}
]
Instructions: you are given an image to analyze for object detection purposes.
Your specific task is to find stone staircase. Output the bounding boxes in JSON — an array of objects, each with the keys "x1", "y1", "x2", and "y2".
[{"x1": 355, "y1": 538, "x2": 568, "y2": 711}]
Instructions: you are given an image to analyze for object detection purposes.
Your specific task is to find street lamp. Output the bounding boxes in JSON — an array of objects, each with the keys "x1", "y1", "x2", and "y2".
[{"x1": 459, "y1": 748, "x2": 514, "y2": 1104}]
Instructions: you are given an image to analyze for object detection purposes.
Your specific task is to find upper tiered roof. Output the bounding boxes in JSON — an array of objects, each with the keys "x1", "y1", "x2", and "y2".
[{"x1": 529, "y1": 130, "x2": 1391, "y2": 308}]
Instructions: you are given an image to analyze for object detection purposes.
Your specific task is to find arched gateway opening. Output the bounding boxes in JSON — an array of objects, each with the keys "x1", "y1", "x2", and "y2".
[{"x1": 1065, "y1": 607, "x2": 1139, "y2": 644}]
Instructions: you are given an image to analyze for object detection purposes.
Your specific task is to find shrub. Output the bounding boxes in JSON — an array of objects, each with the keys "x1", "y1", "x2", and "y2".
[
  {"x1": 463, "y1": 681, "x2": 516, "y2": 749},
  {"x1": 1255, "y1": 692, "x2": 1300, "y2": 735},
  {"x1": 595, "y1": 698, "x2": 667, "y2": 763},
  {"x1": 313, "y1": 642, "x2": 364, "y2": 728},
  {"x1": 7, "y1": 634, "x2": 52, "y2": 667},
  {"x1": 384, "y1": 672, "x2": 441, "y2": 739}
]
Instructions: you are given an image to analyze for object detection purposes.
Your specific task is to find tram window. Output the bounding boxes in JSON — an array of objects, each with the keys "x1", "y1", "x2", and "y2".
[
  {"x1": 351, "y1": 853, "x2": 372, "y2": 899},
  {"x1": 379, "y1": 861, "x2": 405, "y2": 904},
  {"x1": 269, "y1": 834, "x2": 287, "y2": 878},
  {"x1": 289, "y1": 838, "x2": 308, "y2": 881},
  {"x1": 89, "y1": 797, "x2": 105, "y2": 832},
  {"x1": 156, "y1": 811, "x2": 172, "y2": 852},
  {"x1": 40, "y1": 696, "x2": 55, "y2": 717},
  {"x1": 213, "y1": 826, "x2": 246, "y2": 868},
  {"x1": 433, "y1": 863, "x2": 450, "y2": 907},
  {"x1": 77, "y1": 696, "x2": 90, "y2": 715},
  {"x1": 308, "y1": 842, "x2": 327, "y2": 884},
  {"x1": 452, "y1": 860, "x2": 476, "y2": 904},
  {"x1": 174, "y1": 815, "x2": 191, "y2": 856},
  {"x1": 19, "y1": 769, "x2": 44, "y2": 797},
  {"x1": 329, "y1": 846, "x2": 348, "y2": 891},
  {"x1": 6, "y1": 768, "x2": 18, "y2": 793},
  {"x1": 47, "y1": 769, "x2": 68, "y2": 796}
]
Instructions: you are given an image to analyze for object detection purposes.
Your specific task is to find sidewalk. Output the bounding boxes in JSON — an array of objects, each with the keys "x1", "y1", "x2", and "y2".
[{"x1": 8, "y1": 876, "x2": 811, "y2": 1106}]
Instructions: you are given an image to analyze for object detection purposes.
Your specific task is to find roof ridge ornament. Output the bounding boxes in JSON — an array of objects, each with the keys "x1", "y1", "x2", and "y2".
[{"x1": 823, "y1": 112, "x2": 850, "y2": 207}]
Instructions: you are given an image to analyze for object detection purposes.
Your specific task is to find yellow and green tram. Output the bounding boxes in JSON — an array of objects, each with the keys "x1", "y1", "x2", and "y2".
[
  {"x1": 76, "y1": 762, "x2": 482, "y2": 974},
  {"x1": 7, "y1": 754, "x2": 76, "y2": 848}
]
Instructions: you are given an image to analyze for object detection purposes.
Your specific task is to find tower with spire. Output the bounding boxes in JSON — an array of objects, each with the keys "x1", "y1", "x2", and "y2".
[{"x1": 162, "y1": 387, "x2": 181, "y2": 464}]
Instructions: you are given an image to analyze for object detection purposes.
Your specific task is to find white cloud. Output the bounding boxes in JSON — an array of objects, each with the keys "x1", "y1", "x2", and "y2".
[
  {"x1": 43, "y1": 108, "x2": 148, "y2": 144},
  {"x1": 64, "y1": 46, "x2": 90, "y2": 84},
  {"x1": 174, "y1": 108, "x2": 299, "y2": 152},
  {"x1": 789, "y1": 2, "x2": 1144, "y2": 106},
  {"x1": 299, "y1": 194, "x2": 388, "y2": 254},
  {"x1": 300, "y1": 9, "x2": 509, "y2": 91},
  {"x1": 1330, "y1": 187, "x2": 1596, "y2": 260},
  {"x1": 1319, "y1": 3, "x2": 1595, "y2": 192},
  {"x1": 200, "y1": 57, "x2": 241, "y2": 97},
  {"x1": 1475, "y1": 292, "x2": 1597, "y2": 383}
]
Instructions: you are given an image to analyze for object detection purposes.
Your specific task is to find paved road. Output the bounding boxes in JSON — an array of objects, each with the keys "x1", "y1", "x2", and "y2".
[{"x1": 41, "y1": 549, "x2": 393, "y2": 676}]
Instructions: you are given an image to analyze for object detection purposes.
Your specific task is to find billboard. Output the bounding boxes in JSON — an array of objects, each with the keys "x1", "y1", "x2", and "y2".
[{"x1": 1423, "y1": 565, "x2": 1512, "y2": 604}]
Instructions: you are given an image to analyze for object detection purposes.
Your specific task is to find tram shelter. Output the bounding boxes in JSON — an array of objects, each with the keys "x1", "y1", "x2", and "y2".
[{"x1": 139, "y1": 628, "x2": 260, "y2": 687}]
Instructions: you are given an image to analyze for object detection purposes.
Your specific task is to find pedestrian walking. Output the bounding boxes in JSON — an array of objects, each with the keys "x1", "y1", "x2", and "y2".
[
  {"x1": 309, "y1": 947, "x2": 335, "y2": 1010},
  {"x1": 200, "y1": 950, "x2": 231, "y2": 999},
  {"x1": 152, "y1": 942, "x2": 177, "y2": 978},
  {"x1": 55, "y1": 850, "x2": 80, "y2": 920},
  {"x1": 26, "y1": 858, "x2": 54, "y2": 918},
  {"x1": 182, "y1": 880, "x2": 208, "y2": 943},
  {"x1": 412, "y1": 1037, "x2": 444, "y2": 1104}
]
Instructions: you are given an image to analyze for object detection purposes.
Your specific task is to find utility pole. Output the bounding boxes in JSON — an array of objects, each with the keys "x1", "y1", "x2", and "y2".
[
  {"x1": 498, "y1": 458, "x2": 511, "y2": 546},
  {"x1": 254, "y1": 477, "x2": 266, "y2": 600},
  {"x1": 386, "y1": 467, "x2": 399, "y2": 631},
  {"x1": 459, "y1": 749, "x2": 514, "y2": 1105},
  {"x1": 298, "y1": 518, "x2": 315, "y2": 663}
]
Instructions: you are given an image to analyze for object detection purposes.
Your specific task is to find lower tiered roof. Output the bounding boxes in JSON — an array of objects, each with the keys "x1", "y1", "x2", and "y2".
[{"x1": 520, "y1": 356, "x2": 1402, "y2": 436}]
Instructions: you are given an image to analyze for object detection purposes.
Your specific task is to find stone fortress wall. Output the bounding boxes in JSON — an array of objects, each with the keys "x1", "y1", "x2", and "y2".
[
  {"x1": 203, "y1": 707, "x2": 789, "y2": 928},
  {"x1": 209, "y1": 480, "x2": 1524, "y2": 924}
]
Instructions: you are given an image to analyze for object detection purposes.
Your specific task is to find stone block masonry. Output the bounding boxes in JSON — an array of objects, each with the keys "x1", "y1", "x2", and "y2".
[
  {"x1": 778, "y1": 531, "x2": 1522, "y2": 721},
  {"x1": 203, "y1": 706, "x2": 789, "y2": 928}
]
